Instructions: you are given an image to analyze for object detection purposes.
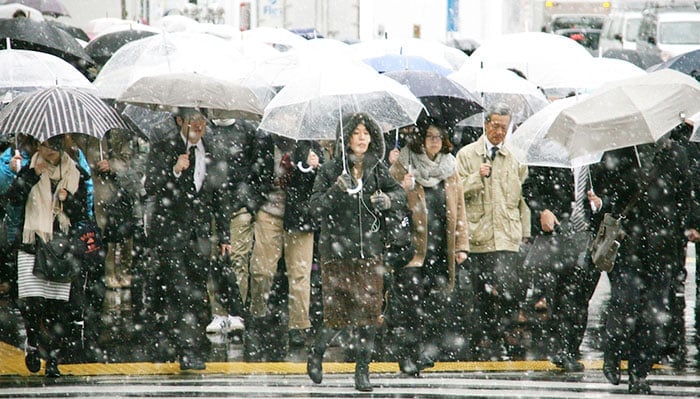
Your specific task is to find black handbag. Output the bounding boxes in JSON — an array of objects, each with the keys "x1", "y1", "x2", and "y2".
[
  {"x1": 33, "y1": 231, "x2": 81, "y2": 283},
  {"x1": 524, "y1": 221, "x2": 591, "y2": 275},
  {"x1": 382, "y1": 203, "x2": 416, "y2": 269}
]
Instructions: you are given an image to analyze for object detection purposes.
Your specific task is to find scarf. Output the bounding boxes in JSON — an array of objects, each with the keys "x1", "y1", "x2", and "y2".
[
  {"x1": 398, "y1": 146, "x2": 455, "y2": 188},
  {"x1": 22, "y1": 151, "x2": 80, "y2": 245}
]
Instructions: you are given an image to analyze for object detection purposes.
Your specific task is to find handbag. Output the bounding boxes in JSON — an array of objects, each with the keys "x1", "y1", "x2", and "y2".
[
  {"x1": 33, "y1": 231, "x2": 81, "y2": 283},
  {"x1": 590, "y1": 213, "x2": 626, "y2": 272},
  {"x1": 524, "y1": 221, "x2": 591, "y2": 275},
  {"x1": 382, "y1": 203, "x2": 415, "y2": 269}
]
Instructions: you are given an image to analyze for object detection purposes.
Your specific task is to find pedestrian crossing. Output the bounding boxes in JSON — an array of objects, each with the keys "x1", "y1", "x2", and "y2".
[{"x1": 0, "y1": 372, "x2": 698, "y2": 398}]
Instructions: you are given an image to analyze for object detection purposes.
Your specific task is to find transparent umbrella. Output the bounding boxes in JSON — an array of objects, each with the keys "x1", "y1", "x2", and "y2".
[{"x1": 258, "y1": 61, "x2": 425, "y2": 141}]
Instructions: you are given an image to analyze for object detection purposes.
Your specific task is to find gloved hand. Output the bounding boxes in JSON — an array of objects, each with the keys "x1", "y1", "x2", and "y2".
[
  {"x1": 336, "y1": 174, "x2": 353, "y2": 192},
  {"x1": 370, "y1": 191, "x2": 391, "y2": 210}
]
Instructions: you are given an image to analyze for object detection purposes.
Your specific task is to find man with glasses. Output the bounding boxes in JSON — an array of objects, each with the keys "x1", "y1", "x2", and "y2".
[{"x1": 455, "y1": 103, "x2": 531, "y2": 360}]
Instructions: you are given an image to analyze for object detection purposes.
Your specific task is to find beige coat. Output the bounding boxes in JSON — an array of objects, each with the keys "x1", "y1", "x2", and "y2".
[
  {"x1": 455, "y1": 135, "x2": 530, "y2": 253},
  {"x1": 389, "y1": 161, "x2": 469, "y2": 293}
]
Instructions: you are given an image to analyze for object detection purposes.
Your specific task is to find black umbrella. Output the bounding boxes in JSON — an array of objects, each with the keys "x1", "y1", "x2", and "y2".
[
  {"x1": 383, "y1": 69, "x2": 483, "y2": 127},
  {"x1": 0, "y1": 17, "x2": 93, "y2": 66},
  {"x1": 647, "y1": 49, "x2": 700, "y2": 77},
  {"x1": 0, "y1": 0, "x2": 69, "y2": 17},
  {"x1": 85, "y1": 29, "x2": 158, "y2": 67},
  {"x1": 47, "y1": 19, "x2": 89, "y2": 42},
  {"x1": 0, "y1": 86, "x2": 128, "y2": 142}
]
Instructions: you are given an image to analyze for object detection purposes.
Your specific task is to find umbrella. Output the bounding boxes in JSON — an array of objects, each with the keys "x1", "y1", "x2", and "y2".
[
  {"x1": 0, "y1": 0, "x2": 69, "y2": 17},
  {"x1": 0, "y1": 86, "x2": 128, "y2": 142},
  {"x1": 241, "y1": 26, "x2": 308, "y2": 51},
  {"x1": 93, "y1": 32, "x2": 260, "y2": 100},
  {"x1": 508, "y1": 70, "x2": 700, "y2": 162},
  {"x1": 363, "y1": 54, "x2": 453, "y2": 76},
  {"x1": 536, "y1": 57, "x2": 646, "y2": 98},
  {"x1": 647, "y1": 49, "x2": 700, "y2": 77},
  {"x1": 259, "y1": 61, "x2": 425, "y2": 140},
  {"x1": 449, "y1": 67, "x2": 549, "y2": 125},
  {"x1": 85, "y1": 29, "x2": 158, "y2": 67},
  {"x1": 119, "y1": 103, "x2": 177, "y2": 142},
  {"x1": 687, "y1": 111, "x2": 700, "y2": 142},
  {"x1": 0, "y1": 17, "x2": 93, "y2": 65},
  {"x1": 47, "y1": 19, "x2": 89, "y2": 42},
  {"x1": 382, "y1": 70, "x2": 483, "y2": 127},
  {"x1": 350, "y1": 38, "x2": 467, "y2": 71},
  {"x1": 117, "y1": 72, "x2": 266, "y2": 121},
  {"x1": 506, "y1": 95, "x2": 604, "y2": 168},
  {"x1": 0, "y1": 49, "x2": 96, "y2": 97},
  {"x1": 0, "y1": 3, "x2": 43, "y2": 20}
]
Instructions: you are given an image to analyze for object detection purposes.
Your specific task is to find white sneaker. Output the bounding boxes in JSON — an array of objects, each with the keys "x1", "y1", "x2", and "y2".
[
  {"x1": 206, "y1": 315, "x2": 228, "y2": 334},
  {"x1": 226, "y1": 315, "x2": 245, "y2": 331}
]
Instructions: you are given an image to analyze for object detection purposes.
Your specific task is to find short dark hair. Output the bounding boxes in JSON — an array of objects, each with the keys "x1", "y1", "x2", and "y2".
[{"x1": 12, "y1": 9, "x2": 27, "y2": 18}]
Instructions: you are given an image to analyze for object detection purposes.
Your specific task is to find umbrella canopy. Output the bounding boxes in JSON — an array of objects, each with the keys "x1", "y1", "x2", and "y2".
[
  {"x1": 647, "y1": 48, "x2": 700, "y2": 77},
  {"x1": 383, "y1": 70, "x2": 483, "y2": 127},
  {"x1": 0, "y1": 86, "x2": 128, "y2": 141},
  {"x1": 449, "y1": 67, "x2": 550, "y2": 125},
  {"x1": 259, "y1": 61, "x2": 425, "y2": 140},
  {"x1": 0, "y1": 49, "x2": 95, "y2": 97},
  {"x1": 85, "y1": 29, "x2": 158, "y2": 67},
  {"x1": 0, "y1": 3, "x2": 43, "y2": 20},
  {"x1": 363, "y1": 54, "x2": 453, "y2": 76},
  {"x1": 47, "y1": 19, "x2": 88, "y2": 42},
  {"x1": 93, "y1": 32, "x2": 253, "y2": 100},
  {"x1": 509, "y1": 69, "x2": 700, "y2": 162},
  {"x1": 350, "y1": 38, "x2": 468, "y2": 71},
  {"x1": 241, "y1": 26, "x2": 308, "y2": 51},
  {"x1": 0, "y1": 17, "x2": 92, "y2": 65},
  {"x1": 117, "y1": 72, "x2": 266, "y2": 121},
  {"x1": 0, "y1": 0, "x2": 69, "y2": 17},
  {"x1": 506, "y1": 95, "x2": 604, "y2": 168},
  {"x1": 119, "y1": 103, "x2": 177, "y2": 142}
]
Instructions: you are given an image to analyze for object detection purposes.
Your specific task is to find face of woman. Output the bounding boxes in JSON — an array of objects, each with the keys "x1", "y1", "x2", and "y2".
[
  {"x1": 424, "y1": 125, "x2": 443, "y2": 159},
  {"x1": 38, "y1": 143, "x2": 61, "y2": 165},
  {"x1": 349, "y1": 123, "x2": 371, "y2": 156}
]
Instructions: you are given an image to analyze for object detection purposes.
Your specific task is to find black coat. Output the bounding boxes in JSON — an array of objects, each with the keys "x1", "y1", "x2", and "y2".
[{"x1": 144, "y1": 134, "x2": 230, "y2": 251}]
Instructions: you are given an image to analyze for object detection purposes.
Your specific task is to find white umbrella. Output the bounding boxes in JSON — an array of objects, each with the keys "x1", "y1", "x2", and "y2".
[
  {"x1": 506, "y1": 95, "x2": 603, "y2": 168},
  {"x1": 0, "y1": 48, "x2": 95, "y2": 97},
  {"x1": 0, "y1": 3, "x2": 43, "y2": 20},
  {"x1": 241, "y1": 26, "x2": 307, "y2": 51},
  {"x1": 93, "y1": 32, "x2": 269, "y2": 102},
  {"x1": 117, "y1": 72, "x2": 266, "y2": 121},
  {"x1": 259, "y1": 61, "x2": 425, "y2": 140},
  {"x1": 449, "y1": 67, "x2": 549, "y2": 125},
  {"x1": 508, "y1": 70, "x2": 700, "y2": 163}
]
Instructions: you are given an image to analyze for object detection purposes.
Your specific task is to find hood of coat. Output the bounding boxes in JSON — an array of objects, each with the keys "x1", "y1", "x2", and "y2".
[{"x1": 334, "y1": 112, "x2": 386, "y2": 171}]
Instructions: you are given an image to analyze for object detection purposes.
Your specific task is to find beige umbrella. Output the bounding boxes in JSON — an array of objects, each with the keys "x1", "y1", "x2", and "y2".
[{"x1": 117, "y1": 72, "x2": 266, "y2": 121}]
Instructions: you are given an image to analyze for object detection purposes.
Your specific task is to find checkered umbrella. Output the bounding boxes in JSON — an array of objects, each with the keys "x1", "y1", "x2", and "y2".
[{"x1": 0, "y1": 86, "x2": 128, "y2": 142}]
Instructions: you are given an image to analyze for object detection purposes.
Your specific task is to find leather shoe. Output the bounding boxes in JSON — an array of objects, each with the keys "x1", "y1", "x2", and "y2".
[
  {"x1": 45, "y1": 357, "x2": 60, "y2": 378},
  {"x1": 398, "y1": 358, "x2": 419, "y2": 377},
  {"x1": 25, "y1": 349, "x2": 40, "y2": 373},
  {"x1": 628, "y1": 375, "x2": 651, "y2": 394},
  {"x1": 180, "y1": 354, "x2": 206, "y2": 371},
  {"x1": 603, "y1": 354, "x2": 620, "y2": 385},
  {"x1": 307, "y1": 350, "x2": 323, "y2": 384},
  {"x1": 551, "y1": 353, "x2": 584, "y2": 372}
]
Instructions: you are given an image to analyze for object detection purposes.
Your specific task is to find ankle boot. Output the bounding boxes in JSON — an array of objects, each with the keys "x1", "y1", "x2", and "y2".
[
  {"x1": 602, "y1": 351, "x2": 620, "y2": 385},
  {"x1": 45, "y1": 354, "x2": 60, "y2": 378},
  {"x1": 307, "y1": 327, "x2": 337, "y2": 384},
  {"x1": 354, "y1": 326, "x2": 376, "y2": 392},
  {"x1": 628, "y1": 373, "x2": 651, "y2": 394}
]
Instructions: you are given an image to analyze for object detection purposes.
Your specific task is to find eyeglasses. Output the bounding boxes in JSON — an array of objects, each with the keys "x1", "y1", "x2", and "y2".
[
  {"x1": 425, "y1": 135, "x2": 443, "y2": 141},
  {"x1": 486, "y1": 121, "x2": 509, "y2": 131}
]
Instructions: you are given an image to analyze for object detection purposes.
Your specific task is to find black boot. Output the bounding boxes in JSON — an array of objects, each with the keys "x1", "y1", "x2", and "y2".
[
  {"x1": 45, "y1": 353, "x2": 60, "y2": 378},
  {"x1": 354, "y1": 326, "x2": 376, "y2": 392},
  {"x1": 628, "y1": 373, "x2": 651, "y2": 394},
  {"x1": 602, "y1": 350, "x2": 620, "y2": 385},
  {"x1": 307, "y1": 327, "x2": 338, "y2": 384}
]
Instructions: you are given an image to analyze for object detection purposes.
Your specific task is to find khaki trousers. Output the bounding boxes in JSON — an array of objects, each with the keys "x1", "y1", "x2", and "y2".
[{"x1": 249, "y1": 210, "x2": 313, "y2": 329}]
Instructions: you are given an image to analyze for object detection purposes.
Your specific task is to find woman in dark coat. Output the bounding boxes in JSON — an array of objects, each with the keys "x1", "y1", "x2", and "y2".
[
  {"x1": 307, "y1": 112, "x2": 406, "y2": 392},
  {"x1": 597, "y1": 137, "x2": 692, "y2": 394}
]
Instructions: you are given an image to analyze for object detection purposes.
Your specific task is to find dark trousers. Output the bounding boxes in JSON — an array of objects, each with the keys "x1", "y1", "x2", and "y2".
[
  {"x1": 19, "y1": 297, "x2": 70, "y2": 360},
  {"x1": 469, "y1": 251, "x2": 525, "y2": 349},
  {"x1": 154, "y1": 235, "x2": 211, "y2": 359},
  {"x1": 605, "y1": 253, "x2": 672, "y2": 378},
  {"x1": 546, "y1": 252, "x2": 601, "y2": 358}
]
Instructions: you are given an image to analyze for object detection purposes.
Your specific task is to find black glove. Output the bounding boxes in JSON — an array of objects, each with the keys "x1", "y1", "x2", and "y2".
[
  {"x1": 336, "y1": 174, "x2": 353, "y2": 192},
  {"x1": 370, "y1": 192, "x2": 391, "y2": 210}
]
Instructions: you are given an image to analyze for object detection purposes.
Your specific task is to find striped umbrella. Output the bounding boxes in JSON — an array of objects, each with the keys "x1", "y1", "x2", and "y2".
[{"x1": 0, "y1": 86, "x2": 128, "y2": 142}]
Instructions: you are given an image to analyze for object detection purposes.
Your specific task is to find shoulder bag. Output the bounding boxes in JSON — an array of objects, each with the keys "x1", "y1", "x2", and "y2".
[{"x1": 33, "y1": 230, "x2": 81, "y2": 283}]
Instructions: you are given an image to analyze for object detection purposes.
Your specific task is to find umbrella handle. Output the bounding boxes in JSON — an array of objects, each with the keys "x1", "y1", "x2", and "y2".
[{"x1": 346, "y1": 176, "x2": 363, "y2": 195}]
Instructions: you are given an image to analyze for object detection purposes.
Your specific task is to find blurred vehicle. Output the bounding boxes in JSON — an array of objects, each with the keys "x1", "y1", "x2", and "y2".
[
  {"x1": 555, "y1": 28, "x2": 602, "y2": 54},
  {"x1": 598, "y1": 10, "x2": 642, "y2": 55},
  {"x1": 636, "y1": 5, "x2": 700, "y2": 62},
  {"x1": 533, "y1": 0, "x2": 612, "y2": 32}
]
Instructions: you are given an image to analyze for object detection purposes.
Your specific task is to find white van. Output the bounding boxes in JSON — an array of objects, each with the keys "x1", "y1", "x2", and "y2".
[
  {"x1": 598, "y1": 10, "x2": 642, "y2": 55},
  {"x1": 636, "y1": 8, "x2": 700, "y2": 61}
]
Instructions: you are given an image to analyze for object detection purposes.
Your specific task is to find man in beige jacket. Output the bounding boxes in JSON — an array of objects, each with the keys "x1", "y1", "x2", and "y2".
[{"x1": 455, "y1": 103, "x2": 531, "y2": 361}]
